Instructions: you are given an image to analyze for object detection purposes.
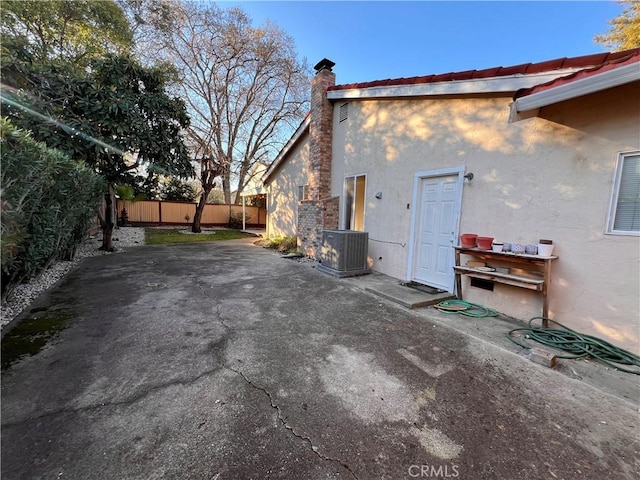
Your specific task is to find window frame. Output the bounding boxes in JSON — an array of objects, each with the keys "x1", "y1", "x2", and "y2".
[
  {"x1": 606, "y1": 150, "x2": 640, "y2": 236},
  {"x1": 342, "y1": 173, "x2": 366, "y2": 231},
  {"x1": 298, "y1": 185, "x2": 309, "y2": 202}
]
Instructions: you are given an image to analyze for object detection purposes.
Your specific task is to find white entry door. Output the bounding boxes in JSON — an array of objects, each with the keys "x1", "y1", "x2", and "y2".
[{"x1": 411, "y1": 174, "x2": 461, "y2": 291}]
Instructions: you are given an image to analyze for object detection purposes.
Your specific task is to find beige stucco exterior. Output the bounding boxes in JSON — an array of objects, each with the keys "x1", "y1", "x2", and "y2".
[
  {"x1": 265, "y1": 81, "x2": 640, "y2": 352},
  {"x1": 266, "y1": 129, "x2": 310, "y2": 239}
]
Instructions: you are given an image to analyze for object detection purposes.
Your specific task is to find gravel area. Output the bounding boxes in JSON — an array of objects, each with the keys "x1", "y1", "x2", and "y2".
[{"x1": 1, "y1": 227, "x2": 146, "y2": 330}]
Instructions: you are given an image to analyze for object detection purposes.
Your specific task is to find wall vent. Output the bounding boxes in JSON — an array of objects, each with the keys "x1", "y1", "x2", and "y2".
[
  {"x1": 317, "y1": 230, "x2": 370, "y2": 277},
  {"x1": 339, "y1": 103, "x2": 349, "y2": 122},
  {"x1": 471, "y1": 278, "x2": 494, "y2": 291}
]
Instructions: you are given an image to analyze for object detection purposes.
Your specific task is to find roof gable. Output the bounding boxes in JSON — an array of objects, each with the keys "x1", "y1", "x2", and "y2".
[
  {"x1": 266, "y1": 49, "x2": 639, "y2": 182},
  {"x1": 262, "y1": 115, "x2": 310, "y2": 184}
]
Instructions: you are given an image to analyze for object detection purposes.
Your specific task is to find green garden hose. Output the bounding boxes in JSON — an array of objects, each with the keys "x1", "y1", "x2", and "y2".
[
  {"x1": 434, "y1": 300, "x2": 498, "y2": 318},
  {"x1": 507, "y1": 317, "x2": 640, "y2": 375}
]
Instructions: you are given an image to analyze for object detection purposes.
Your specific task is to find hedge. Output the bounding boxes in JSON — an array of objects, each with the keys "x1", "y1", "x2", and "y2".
[{"x1": 1, "y1": 118, "x2": 105, "y2": 297}]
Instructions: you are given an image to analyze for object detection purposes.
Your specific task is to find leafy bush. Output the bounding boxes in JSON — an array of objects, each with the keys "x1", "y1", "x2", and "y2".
[
  {"x1": 206, "y1": 189, "x2": 224, "y2": 204},
  {"x1": 1, "y1": 118, "x2": 104, "y2": 296},
  {"x1": 160, "y1": 178, "x2": 197, "y2": 202},
  {"x1": 262, "y1": 236, "x2": 298, "y2": 253},
  {"x1": 228, "y1": 211, "x2": 251, "y2": 229}
]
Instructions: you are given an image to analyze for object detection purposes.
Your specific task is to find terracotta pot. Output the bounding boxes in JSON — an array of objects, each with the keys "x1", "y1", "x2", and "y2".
[
  {"x1": 477, "y1": 236, "x2": 494, "y2": 250},
  {"x1": 461, "y1": 234, "x2": 477, "y2": 248}
]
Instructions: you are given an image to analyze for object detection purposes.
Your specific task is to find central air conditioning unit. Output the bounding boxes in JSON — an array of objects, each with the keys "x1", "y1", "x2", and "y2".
[{"x1": 317, "y1": 230, "x2": 371, "y2": 277}]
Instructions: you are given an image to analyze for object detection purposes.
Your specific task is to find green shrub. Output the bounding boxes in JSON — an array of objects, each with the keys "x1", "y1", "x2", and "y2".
[
  {"x1": 263, "y1": 236, "x2": 298, "y2": 253},
  {"x1": 228, "y1": 211, "x2": 251, "y2": 229},
  {"x1": 1, "y1": 118, "x2": 104, "y2": 296},
  {"x1": 160, "y1": 178, "x2": 197, "y2": 202}
]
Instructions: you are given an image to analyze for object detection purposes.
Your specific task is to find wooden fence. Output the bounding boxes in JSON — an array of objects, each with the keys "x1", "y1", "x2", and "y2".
[{"x1": 116, "y1": 199, "x2": 265, "y2": 227}]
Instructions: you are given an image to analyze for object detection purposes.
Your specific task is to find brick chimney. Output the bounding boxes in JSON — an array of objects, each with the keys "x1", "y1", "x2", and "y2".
[
  {"x1": 298, "y1": 59, "x2": 340, "y2": 258},
  {"x1": 309, "y1": 58, "x2": 335, "y2": 201}
]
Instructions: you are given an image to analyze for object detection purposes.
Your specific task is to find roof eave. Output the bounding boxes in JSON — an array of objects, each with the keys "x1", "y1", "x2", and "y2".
[
  {"x1": 510, "y1": 62, "x2": 640, "y2": 122},
  {"x1": 240, "y1": 186, "x2": 265, "y2": 197},
  {"x1": 262, "y1": 115, "x2": 311, "y2": 184},
  {"x1": 327, "y1": 69, "x2": 583, "y2": 100}
]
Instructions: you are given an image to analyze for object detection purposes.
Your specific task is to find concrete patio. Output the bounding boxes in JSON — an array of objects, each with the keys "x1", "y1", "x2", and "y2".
[{"x1": 2, "y1": 240, "x2": 638, "y2": 479}]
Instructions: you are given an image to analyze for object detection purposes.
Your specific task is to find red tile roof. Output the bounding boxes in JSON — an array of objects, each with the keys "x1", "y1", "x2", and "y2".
[
  {"x1": 328, "y1": 49, "x2": 640, "y2": 92},
  {"x1": 514, "y1": 48, "x2": 640, "y2": 99}
]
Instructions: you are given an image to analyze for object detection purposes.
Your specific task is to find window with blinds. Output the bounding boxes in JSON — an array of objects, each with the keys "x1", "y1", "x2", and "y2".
[{"x1": 607, "y1": 151, "x2": 640, "y2": 235}]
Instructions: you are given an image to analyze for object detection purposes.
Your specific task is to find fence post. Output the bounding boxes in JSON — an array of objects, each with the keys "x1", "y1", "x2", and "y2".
[{"x1": 159, "y1": 201, "x2": 162, "y2": 224}]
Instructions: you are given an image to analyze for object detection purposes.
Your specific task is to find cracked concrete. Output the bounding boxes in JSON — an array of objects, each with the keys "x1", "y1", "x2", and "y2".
[
  {"x1": 216, "y1": 300, "x2": 357, "y2": 478},
  {"x1": 2, "y1": 240, "x2": 639, "y2": 480},
  {"x1": 227, "y1": 365, "x2": 358, "y2": 480}
]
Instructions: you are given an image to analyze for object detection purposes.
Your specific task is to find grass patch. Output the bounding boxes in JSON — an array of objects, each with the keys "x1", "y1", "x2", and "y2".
[
  {"x1": 145, "y1": 228, "x2": 251, "y2": 245},
  {"x1": 1, "y1": 312, "x2": 74, "y2": 370}
]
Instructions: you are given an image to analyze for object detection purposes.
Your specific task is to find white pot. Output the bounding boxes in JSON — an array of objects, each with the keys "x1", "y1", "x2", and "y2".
[
  {"x1": 538, "y1": 244, "x2": 554, "y2": 256},
  {"x1": 492, "y1": 244, "x2": 503, "y2": 252}
]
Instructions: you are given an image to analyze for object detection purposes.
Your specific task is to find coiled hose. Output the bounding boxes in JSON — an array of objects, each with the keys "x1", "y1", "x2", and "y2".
[
  {"x1": 434, "y1": 300, "x2": 498, "y2": 318},
  {"x1": 508, "y1": 317, "x2": 640, "y2": 375}
]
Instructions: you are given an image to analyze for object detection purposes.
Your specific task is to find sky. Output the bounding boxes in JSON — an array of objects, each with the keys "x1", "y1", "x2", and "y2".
[{"x1": 222, "y1": 1, "x2": 625, "y2": 85}]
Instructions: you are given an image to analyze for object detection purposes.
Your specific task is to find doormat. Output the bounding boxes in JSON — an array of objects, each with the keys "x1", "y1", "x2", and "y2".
[{"x1": 404, "y1": 282, "x2": 446, "y2": 295}]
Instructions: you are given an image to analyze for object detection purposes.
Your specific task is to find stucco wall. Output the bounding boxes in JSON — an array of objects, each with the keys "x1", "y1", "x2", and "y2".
[
  {"x1": 330, "y1": 83, "x2": 640, "y2": 351},
  {"x1": 266, "y1": 137, "x2": 309, "y2": 239}
]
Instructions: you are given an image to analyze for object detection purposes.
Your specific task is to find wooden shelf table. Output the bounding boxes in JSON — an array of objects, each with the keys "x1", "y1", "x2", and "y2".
[{"x1": 453, "y1": 246, "x2": 558, "y2": 324}]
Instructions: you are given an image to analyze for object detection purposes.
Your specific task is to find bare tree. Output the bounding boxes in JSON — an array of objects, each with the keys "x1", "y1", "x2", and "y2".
[
  {"x1": 189, "y1": 138, "x2": 223, "y2": 233},
  {"x1": 144, "y1": 1, "x2": 310, "y2": 231},
  {"x1": 116, "y1": 0, "x2": 175, "y2": 62}
]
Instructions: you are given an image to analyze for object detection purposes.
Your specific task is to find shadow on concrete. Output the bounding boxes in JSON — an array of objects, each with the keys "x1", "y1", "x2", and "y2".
[{"x1": 341, "y1": 271, "x2": 640, "y2": 405}]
